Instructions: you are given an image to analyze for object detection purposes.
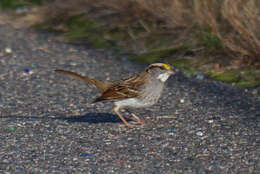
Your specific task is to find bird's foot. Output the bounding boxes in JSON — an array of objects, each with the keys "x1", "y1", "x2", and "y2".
[
  {"x1": 130, "y1": 113, "x2": 144, "y2": 125},
  {"x1": 130, "y1": 120, "x2": 145, "y2": 125}
]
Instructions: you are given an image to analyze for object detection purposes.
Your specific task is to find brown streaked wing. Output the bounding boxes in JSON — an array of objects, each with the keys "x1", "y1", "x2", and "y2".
[{"x1": 95, "y1": 72, "x2": 149, "y2": 101}]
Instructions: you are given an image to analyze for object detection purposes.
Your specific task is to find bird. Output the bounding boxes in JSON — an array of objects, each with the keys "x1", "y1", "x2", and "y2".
[{"x1": 55, "y1": 63, "x2": 175, "y2": 127}]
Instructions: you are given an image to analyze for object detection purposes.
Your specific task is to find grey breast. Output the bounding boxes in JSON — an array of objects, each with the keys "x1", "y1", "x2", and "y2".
[{"x1": 138, "y1": 78, "x2": 165, "y2": 107}]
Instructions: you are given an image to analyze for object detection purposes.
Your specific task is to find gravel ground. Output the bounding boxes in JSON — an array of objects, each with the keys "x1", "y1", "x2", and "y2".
[{"x1": 0, "y1": 24, "x2": 259, "y2": 174}]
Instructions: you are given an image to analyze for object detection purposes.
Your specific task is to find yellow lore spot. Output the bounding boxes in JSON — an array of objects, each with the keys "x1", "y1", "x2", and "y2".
[{"x1": 162, "y1": 64, "x2": 171, "y2": 70}]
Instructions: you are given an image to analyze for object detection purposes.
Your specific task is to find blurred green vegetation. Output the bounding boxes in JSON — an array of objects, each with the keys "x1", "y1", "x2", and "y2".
[
  {"x1": 65, "y1": 16, "x2": 112, "y2": 48},
  {"x1": 211, "y1": 71, "x2": 240, "y2": 83},
  {"x1": 210, "y1": 68, "x2": 260, "y2": 88},
  {"x1": 0, "y1": 0, "x2": 52, "y2": 9},
  {"x1": 199, "y1": 31, "x2": 223, "y2": 55}
]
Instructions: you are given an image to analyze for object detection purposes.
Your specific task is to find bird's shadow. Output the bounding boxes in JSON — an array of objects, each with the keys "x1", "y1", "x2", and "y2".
[
  {"x1": 55, "y1": 113, "x2": 133, "y2": 123},
  {"x1": 0, "y1": 113, "x2": 132, "y2": 124}
]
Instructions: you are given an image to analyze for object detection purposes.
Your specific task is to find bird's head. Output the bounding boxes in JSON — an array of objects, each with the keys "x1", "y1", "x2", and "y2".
[{"x1": 146, "y1": 63, "x2": 176, "y2": 82}]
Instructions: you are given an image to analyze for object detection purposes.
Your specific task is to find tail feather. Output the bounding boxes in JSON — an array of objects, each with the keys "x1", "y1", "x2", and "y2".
[{"x1": 55, "y1": 69, "x2": 111, "y2": 92}]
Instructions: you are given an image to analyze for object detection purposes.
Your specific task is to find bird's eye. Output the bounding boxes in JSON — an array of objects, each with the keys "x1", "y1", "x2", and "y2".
[{"x1": 159, "y1": 66, "x2": 165, "y2": 70}]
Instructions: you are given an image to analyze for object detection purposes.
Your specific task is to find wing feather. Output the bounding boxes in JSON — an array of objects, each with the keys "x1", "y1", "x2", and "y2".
[{"x1": 94, "y1": 72, "x2": 149, "y2": 102}]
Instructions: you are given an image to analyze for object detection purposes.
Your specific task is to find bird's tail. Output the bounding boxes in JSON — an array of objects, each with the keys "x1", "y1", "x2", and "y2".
[{"x1": 55, "y1": 69, "x2": 111, "y2": 93}]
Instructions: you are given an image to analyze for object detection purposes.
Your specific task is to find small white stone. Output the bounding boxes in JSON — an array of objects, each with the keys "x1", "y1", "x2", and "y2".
[
  {"x1": 27, "y1": 70, "x2": 34, "y2": 75},
  {"x1": 208, "y1": 120, "x2": 213, "y2": 123},
  {"x1": 69, "y1": 62, "x2": 77, "y2": 66},
  {"x1": 169, "y1": 132, "x2": 176, "y2": 136},
  {"x1": 196, "y1": 131, "x2": 203, "y2": 136},
  {"x1": 5, "y1": 47, "x2": 12, "y2": 54},
  {"x1": 252, "y1": 89, "x2": 258, "y2": 95}
]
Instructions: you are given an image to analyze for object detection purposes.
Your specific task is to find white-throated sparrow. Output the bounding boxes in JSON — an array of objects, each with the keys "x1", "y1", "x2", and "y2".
[{"x1": 55, "y1": 63, "x2": 175, "y2": 127}]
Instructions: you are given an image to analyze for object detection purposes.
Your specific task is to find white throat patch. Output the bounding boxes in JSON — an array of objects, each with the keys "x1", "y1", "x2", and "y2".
[{"x1": 157, "y1": 73, "x2": 170, "y2": 82}]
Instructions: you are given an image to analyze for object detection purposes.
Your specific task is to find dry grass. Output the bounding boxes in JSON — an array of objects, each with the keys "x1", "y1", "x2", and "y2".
[
  {"x1": 36, "y1": 0, "x2": 260, "y2": 65},
  {"x1": 221, "y1": 0, "x2": 260, "y2": 64},
  {"x1": 137, "y1": 0, "x2": 260, "y2": 65}
]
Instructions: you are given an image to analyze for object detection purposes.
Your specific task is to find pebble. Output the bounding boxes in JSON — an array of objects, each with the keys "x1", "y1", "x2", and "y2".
[
  {"x1": 8, "y1": 127, "x2": 15, "y2": 131},
  {"x1": 174, "y1": 67, "x2": 180, "y2": 72},
  {"x1": 180, "y1": 99, "x2": 185, "y2": 103},
  {"x1": 24, "y1": 68, "x2": 30, "y2": 73},
  {"x1": 169, "y1": 132, "x2": 176, "y2": 135},
  {"x1": 81, "y1": 153, "x2": 91, "y2": 157},
  {"x1": 17, "y1": 123, "x2": 24, "y2": 127},
  {"x1": 69, "y1": 62, "x2": 77, "y2": 66},
  {"x1": 5, "y1": 47, "x2": 12, "y2": 54},
  {"x1": 15, "y1": 6, "x2": 28, "y2": 14},
  {"x1": 252, "y1": 89, "x2": 259, "y2": 95},
  {"x1": 3, "y1": 159, "x2": 9, "y2": 163},
  {"x1": 89, "y1": 169, "x2": 96, "y2": 173},
  {"x1": 196, "y1": 131, "x2": 203, "y2": 136},
  {"x1": 22, "y1": 68, "x2": 34, "y2": 75},
  {"x1": 208, "y1": 120, "x2": 214, "y2": 123},
  {"x1": 196, "y1": 73, "x2": 205, "y2": 80}
]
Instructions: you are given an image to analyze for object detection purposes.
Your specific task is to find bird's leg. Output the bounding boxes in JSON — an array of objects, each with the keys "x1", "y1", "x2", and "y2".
[
  {"x1": 114, "y1": 106, "x2": 134, "y2": 127},
  {"x1": 130, "y1": 113, "x2": 144, "y2": 125},
  {"x1": 125, "y1": 109, "x2": 144, "y2": 125}
]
